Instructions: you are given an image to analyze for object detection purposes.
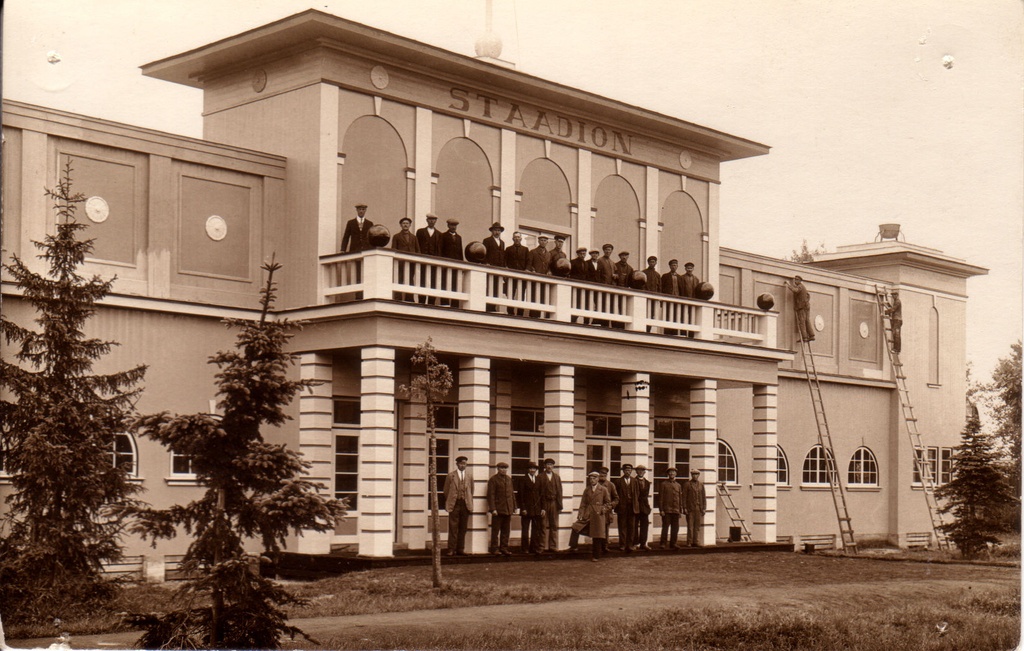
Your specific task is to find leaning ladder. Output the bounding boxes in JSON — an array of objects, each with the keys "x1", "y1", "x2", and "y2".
[
  {"x1": 716, "y1": 482, "x2": 752, "y2": 541},
  {"x1": 797, "y1": 339, "x2": 858, "y2": 553},
  {"x1": 874, "y1": 286, "x2": 950, "y2": 550}
]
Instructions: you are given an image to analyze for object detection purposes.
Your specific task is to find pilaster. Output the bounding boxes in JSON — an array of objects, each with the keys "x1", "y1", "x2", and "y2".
[
  {"x1": 545, "y1": 365, "x2": 576, "y2": 549},
  {"x1": 621, "y1": 373, "x2": 651, "y2": 469},
  {"x1": 358, "y1": 347, "x2": 396, "y2": 557},
  {"x1": 690, "y1": 379, "x2": 718, "y2": 546},
  {"x1": 458, "y1": 357, "x2": 492, "y2": 553},
  {"x1": 414, "y1": 107, "x2": 433, "y2": 227},
  {"x1": 297, "y1": 353, "x2": 335, "y2": 554},
  {"x1": 752, "y1": 384, "x2": 779, "y2": 544}
]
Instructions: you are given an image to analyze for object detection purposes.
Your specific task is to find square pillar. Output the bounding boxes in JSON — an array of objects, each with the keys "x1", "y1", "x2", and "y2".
[
  {"x1": 690, "y1": 379, "x2": 718, "y2": 546},
  {"x1": 752, "y1": 384, "x2": 779, "y2": 544},
  {"x1": 297, "y1": 353, "x2": 334, "y2": 554},
  {"x1": 621, "y1": 373, "x2": 651, "y2": 469},
  {"x1": 458, "y1": 357, "x2": 492, "y2": 553},
  {"x1": 545, "y1": 365, "x2": 576, "y2": 550},
  {"x1": 359, "y1": 347, "x2": 396, "y2": 558},
  {"x1": 401, "y1": 401, "x2": 428, "y2": 550}
]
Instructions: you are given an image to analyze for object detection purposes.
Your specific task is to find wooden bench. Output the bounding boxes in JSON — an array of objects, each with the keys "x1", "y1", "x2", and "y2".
[
  {"x1": 905, "y1": 532, "x2": 933, "y2": 549},
  {"x1": 799, "y1": 534, "x2": 836, "y2": 552}
]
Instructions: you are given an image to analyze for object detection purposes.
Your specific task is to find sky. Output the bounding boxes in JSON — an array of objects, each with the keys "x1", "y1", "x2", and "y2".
[{"x1": 4, "y1": 0, "x2": 1022, "y2": 380}]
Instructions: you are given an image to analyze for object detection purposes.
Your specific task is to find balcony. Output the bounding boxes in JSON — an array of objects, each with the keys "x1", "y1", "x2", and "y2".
[{"x1": 320, "y1": 250, "x2": 777, "y2": 349}]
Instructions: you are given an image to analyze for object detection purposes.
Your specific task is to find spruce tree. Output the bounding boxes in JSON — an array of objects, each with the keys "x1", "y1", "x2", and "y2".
[
  {"x1": 127, "y1": 259, "x2": 344, "y2": 649},
  {"x1": 935, "y1": 405, "x2": 1018, "y2": 558},
  {"x1": 0, "y1": 160, "x2": 147, "y2": 622}
]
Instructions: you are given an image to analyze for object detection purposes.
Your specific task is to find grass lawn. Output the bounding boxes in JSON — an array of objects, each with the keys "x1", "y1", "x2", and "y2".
[{"x1": 6, "y1": 551, "x2": 1019, "y2": 650}]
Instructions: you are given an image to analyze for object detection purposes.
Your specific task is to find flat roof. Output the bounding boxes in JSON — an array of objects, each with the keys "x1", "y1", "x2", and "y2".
[{"x1": 142, "y1": 10, "x2": 770, "y2": 163}]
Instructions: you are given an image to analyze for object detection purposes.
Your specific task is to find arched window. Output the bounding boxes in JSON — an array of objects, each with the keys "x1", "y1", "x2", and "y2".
[
  {"x1": 112, "y1": 433, "x2": 138, "y2": 477},
  {"x1": 848, "y1": 447, "x2": 879, "y2": 486},
  {"x1": 717, "y1": 440, "x2": 738, "y2": 484},
  {"x1": 802, "y1": 445, "x2": 837, "y2": 485},
  {"x1": 776, "y1": 445, "x2": 790, "y2": 486},
  {"x1": 592, "y1": 175, "x2": 641, "y2": 258},
  {"x1": 435, "y1": 138, "x2": 494, "y2": 240}
]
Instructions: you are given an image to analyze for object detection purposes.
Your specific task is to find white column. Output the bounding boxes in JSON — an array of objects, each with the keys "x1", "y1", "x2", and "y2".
[
  {"x1": 690, "y1": 379, "x2": 718, "y2": 546},
  {"x1": 358, "y1": 347, "x2": 396, "y2": 557},
  {"x1": 645, "y1": 166, "x2": 659, "y2": 264},
  {"x1": 414, "y1": 107, "x2": 433, "y2": 227},
  {"x1": 401, "y1": 401, "x2": 428, "y2": 550},
  {"x1": 621, "y1": 373, "x2": 651, "y2": 469},
  {"x1": 752, "y1": 384, "x2": 779, "y2": 544},
  {"x1": 458, "y1": 357, "x2": 492, "y2": 553},
  {"x1": 545, "y1": 365, "x2": 576, "y2": 550},
  {"x1": 577, "y1": 150, "x2": 593, "y2": 249},
  {"x1": 297, "y1": 353, "x2": 335, "y2": 554},
  {"x1": 500, "y1": 129, "x2": 517, "y2": 228}
]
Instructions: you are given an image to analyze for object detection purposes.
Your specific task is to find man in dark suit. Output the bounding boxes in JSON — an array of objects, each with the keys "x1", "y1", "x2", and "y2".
[
  {"x1": 341, "y1": 203, "x2": 374, "y2": 253},
  {"x1": 504, "y1": 231, "x2": 530, "y2": 316},
  {"x1": 642, "y1": 257, "x2": 661, "y2": 293},
  {"x1": 444, "y1": 455, "x2": 473, "y2": 556},
  {"x1": 659, "y1": 467, "x2": 683, "y2": 549},
  {"x1": 487, "y1": 461, "x2": 517, "y2": 556},
  {"x1": 681, "y1": 262, "x2": 702, "y2": 298},
  {"x1": 527, "y1": 235, "x2": 551, "y2": 274},
  {"x1": 596, "y1": 244, "x2": 615, "y2": 285},
  {"x1": 548, "y1": 234, "x2": 568, "y2": 274},
  {"x1": 392, "y1": 217, "x2": 419, "y2": 302},
  {"x1": 586, "y1": 250, "x2": 601, "y2": 281},
  {"x1": 415, "y1": 214, "x2": 442, "y2": 304},
  {"x1": 483, "y1": 222, "x2": 506, "y2": 266},
  {"x1": 634, "y1": 465, "x2": 652, "y2": 550},
  {"x1": 613, "y1": 464, "x2": 640, "y2": 552},
  {"x1": 683, "y1": 468, "x2": 707, "y2": 547},
  {"x1": 613, "y1": 251, "x2": 634, "y2": 288},
  {"x1": 440, "y1": 218, "x2": 464, "y2": 261},
  {"x1": 537, "y1": 458, "x2": 563, "y2": 553},
  {"x1": 570, "y1": 247, "x2": 589, "y2": 281},
  {"x1": 516, "y1": 462, "x2": 544, "y2": 554},
  {"x1": 416, "y1": 213, "x2": 442, "y2": 256},
  {"x1": 661, "y1": 259, "x2": 683, "y2": 335}
]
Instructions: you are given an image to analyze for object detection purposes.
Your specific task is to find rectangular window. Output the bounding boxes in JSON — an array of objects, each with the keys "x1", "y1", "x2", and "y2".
[
  {"x1": 434, "y1": 404, "x2": 457, "y2": 430},
  {"x1": 334, "y1": 434, "x2": 358, "y2": 510},
  {"x1": 940, "y1": 448, "x2": 952, "y2": 485},
  {"x1": 511, "y1": 408, "x2": 544, "y2": 433},
  {"x1": 652, "y1": 445, "x2": 689, "y2": 504},
  {"x1": 913, "y1": 446, "x2": 947, "y2": 486},
  {"x1": 510, "y1": 439, "x2": 545, "y2": 476},
  {"x1": 333, "y1": 398, "x2": 361, "y2": 425},
  {"x1": 428, "y1": 436, "x2": 452, "y2": 506},
  {"x1": 653, "y1": 418, "x2": 691, "y2": 441},
  {"x1": 586, "y1": 413, "x2": 622, "y2": 437},
  {"x1": 171, "y1": 451, "x2": 194, "y2": 476}
]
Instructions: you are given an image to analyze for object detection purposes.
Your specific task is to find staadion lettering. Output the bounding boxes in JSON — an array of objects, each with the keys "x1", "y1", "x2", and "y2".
[{"x1": 449, "y1": 87, "x2": 632, "y2": 155}]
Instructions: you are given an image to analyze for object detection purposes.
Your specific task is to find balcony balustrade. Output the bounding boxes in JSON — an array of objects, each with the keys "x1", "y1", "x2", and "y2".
[{"x1": 321, "y1": 250, "x2": 777, "y2": 348}]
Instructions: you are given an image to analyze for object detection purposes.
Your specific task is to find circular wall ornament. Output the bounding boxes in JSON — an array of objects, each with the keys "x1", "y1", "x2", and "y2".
[
  {"x1": 814, "y1": 315, "x2": 825, "y2": 332},
  {"x1": 858, "y1": 321, "x2": 870, "y2": 339},
  {"x1": 205, "y1": 215, "x2": 228, "y2": 241},
  {"x1": 85, "y1": 196, "x2": 109, "y2": 223},
  {"x1": 678, "y1": 150, "x2": 693, "y2": 170},
  {"x1": 252, "y1": 69, "x2": 267, "y2": 93},
  {"x1": 370, "y1": 65, "x2": 390, "y2": 90}
]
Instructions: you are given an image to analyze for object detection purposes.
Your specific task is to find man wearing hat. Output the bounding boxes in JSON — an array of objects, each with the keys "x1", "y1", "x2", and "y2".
[
  {"x1": 537, "y1": 458, "x2": 564, "y2": 553},
  {"x1": 443, "y1": 455, "x2": 473, "y2": 556},
  {"x1": 661, "y1": 259, "x2": 682, "y2": 296},
  {"x1": 528, "y1": 234, "x2": 551, "y2": 275},
  {"x1": 416, "y1": 213, "x2": 442, "y2": 256},
  {"x1": 440, "y1": 218, "x2": 464, "y2": 261},
  {"x1": 659, "y1": 467, "x2": 683, "y2": 549},
  {"x1": 483, "y1": 222, "x2": 506, "y2": 266},
  {"x1": 613, "y1": 464, "x2": 640, "y2": 551},
  {"x1": 596, "y1": 244, "x2": 616, "y2": 285},
  {"x1": 784, "y1": 275, "x2": 815, "y2": 343},
  {"x1": 569, "y1": 247, "x2": 589, "y2": 281},
  {"x1": 392, "y1": 216, "x2": 419, "y2": 253},
  {"x1": 885, "y1": 289, "x2": 902, "y2": 353},
  {"x1": 681, "y1": 262, "x2": 702, "y2": 299},
  {"x1": 683, "y1": 468, "x2": 707, "y2": 547},
  {"x1": 634, "y1": 465, "x2": 653, "y2": 550},
  {"x1": 642, "y1": 257, "x2": 661, "y2": 293},
  {"x1": 568, "y1": 471, "x2": 613, "y2": 561},
  {"x1": 613, "y1": 251, "x2": 634, "y2": 288},
  {"x1": 504, "y1": 232, "x2": 530, "y2": 316},
  {"x1": 547, "y1": 234, "x2": 568, "y2": 274},
  {"x1": 341, "y1": 203, "x2": 374, "y2": 253},
  {"x1": 487, "y1": 461, "x2": 517, "y2": 556},
  {"x1": 516, "y1": 461, "x2": 544, "y2": 554}
]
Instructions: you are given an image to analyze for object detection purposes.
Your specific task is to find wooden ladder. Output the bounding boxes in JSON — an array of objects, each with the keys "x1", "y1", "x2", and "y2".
[
  {"x1": 716, "y1": 482, "x2": 752, "y2": 541},
  {"x1": 874, "y1": 285, "x2": 950, "y2": 550},
  {"x1": 797, "y1": 339, "x2": 858, "y2": 554}
]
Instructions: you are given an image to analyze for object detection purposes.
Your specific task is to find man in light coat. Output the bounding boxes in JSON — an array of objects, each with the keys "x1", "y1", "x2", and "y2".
[
  {"x1": 444, "y1": 455, "x2": 473, "y2": 556},
  {"x1": 487, "y1": 461, "x2": 517, "y2": 556}
]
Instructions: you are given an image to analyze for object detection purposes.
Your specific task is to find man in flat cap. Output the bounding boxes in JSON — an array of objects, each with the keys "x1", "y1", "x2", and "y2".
[
  {"x1": 483, "y1": 222, "x2": 506, "y2": 267},
  {"x1": 683, "y1": 468, "x2": 707, "y2": 547},
  {"x1": 341, "y1": 203, "x2": 374, "y2": 253},
  {"x1": 613, "y1": 463, "x2": 640, "y2": 551},
  {"x1": 785, "y1": 275, "x2": 815, "y2": 343},
  {"x1": 634, "y1": 465, "x2": 652, "y2": 550},
  {"x1": 681, "y1": 262, "x2": 702, "y2": 299},
  {"x1": 613, "y1": 251, "x2": 634, "y2": 288},
  {"x1": 643, "y1": 257, "x2": 661, "y2": 293},
  {"x1": 516, "y1": 461, "x2": 544, "y2": 554},
  {"x1": 886, "y1": 289, "x2": 902, "y2": 353},
  {"x1": 528, "y1": 234, "x2": 551, "y2": 275},
  {"x1": 661, "y1": 259, "x2": 682, "y2": 296},
  {"x1": 416, "y1": 214, "x2": 442, "y2": 304},
  {"x1": 548, "y1": 234, "x2": 568, "y2": 274},
  {"x1": 487, "y1": 461, "x2": 517, "y2": 556},
  {"x1": 537, "y1": 458, "x2": 563, "y2": 553},
  {"x1": 504, "y1": 231, "x2": 530, "y2": 316},
  {"x1": 444, "y1": 455, "x2": 473, "y2": 556},
  {"x1": 570, "y1": 247, "x2": 589, "y2": 281},
  {"x1": 596, "y1": 244, "x2": 616, "y2": 285},
  {"x1": 440, "y1": 218, "x2": 464, "y2": 261},
  {"x1": 659, "y1": 467, "x2": 683, "y2": 549},
  {"x1": 392, "y1": 217, "x2": 419, "y2": 302}
]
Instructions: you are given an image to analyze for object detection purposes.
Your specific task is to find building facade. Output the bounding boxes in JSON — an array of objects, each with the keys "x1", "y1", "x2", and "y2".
[{"x1": 0, "y1": 11, "x2": 986, "y2": 570}]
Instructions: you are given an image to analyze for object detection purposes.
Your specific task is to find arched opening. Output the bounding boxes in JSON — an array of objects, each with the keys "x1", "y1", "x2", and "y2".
[
  {"x1": 661, "y1": 191, "x2": 704, "y2": 274},
  {"x1": 435, "y1": 137, "x2": 494, "y2": 240},
  {"x1": 519, "y1": 158, "x2": 572, "y2": 238},
  {"x1": 592, "y1": 175, "x2": 640, "y2": 258},
  {"x1": 340, "y1": 116, "x2": 409, "y2": 246}
]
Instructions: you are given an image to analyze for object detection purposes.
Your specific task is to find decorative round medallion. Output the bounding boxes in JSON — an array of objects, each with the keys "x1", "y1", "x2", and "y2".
[
  {"x1": 678, "y1": 150, "x2": 693, "y2": 170},
  {"x1": 205, "y1": 215, "x2": 228, "y2": 241},
  {"x1": 858, "y1": 321, "x2": 870, "y2": 339},
  {"x1": 814, "y1": 315, "x2": 825, "y2": 332},
  {"x1": 370, "y1": 65, "x2": 390, "y2": 90},
  {"x1": 252, "y1": 69, "x2": 267, "y2": 93},
  {"x1": 85, "y1": 196, "x2": 109, "y2": 223}
]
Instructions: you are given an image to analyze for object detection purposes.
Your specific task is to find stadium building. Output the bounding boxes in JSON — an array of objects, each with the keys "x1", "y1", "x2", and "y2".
[{"x1": 1, "y1": 10, "x2": 986, "y2": 576}]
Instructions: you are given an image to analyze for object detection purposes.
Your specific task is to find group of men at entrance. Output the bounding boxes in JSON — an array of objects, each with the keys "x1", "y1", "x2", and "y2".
[{"x1": 443, "y1": 457, "x2": 707, "y2": 561}]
